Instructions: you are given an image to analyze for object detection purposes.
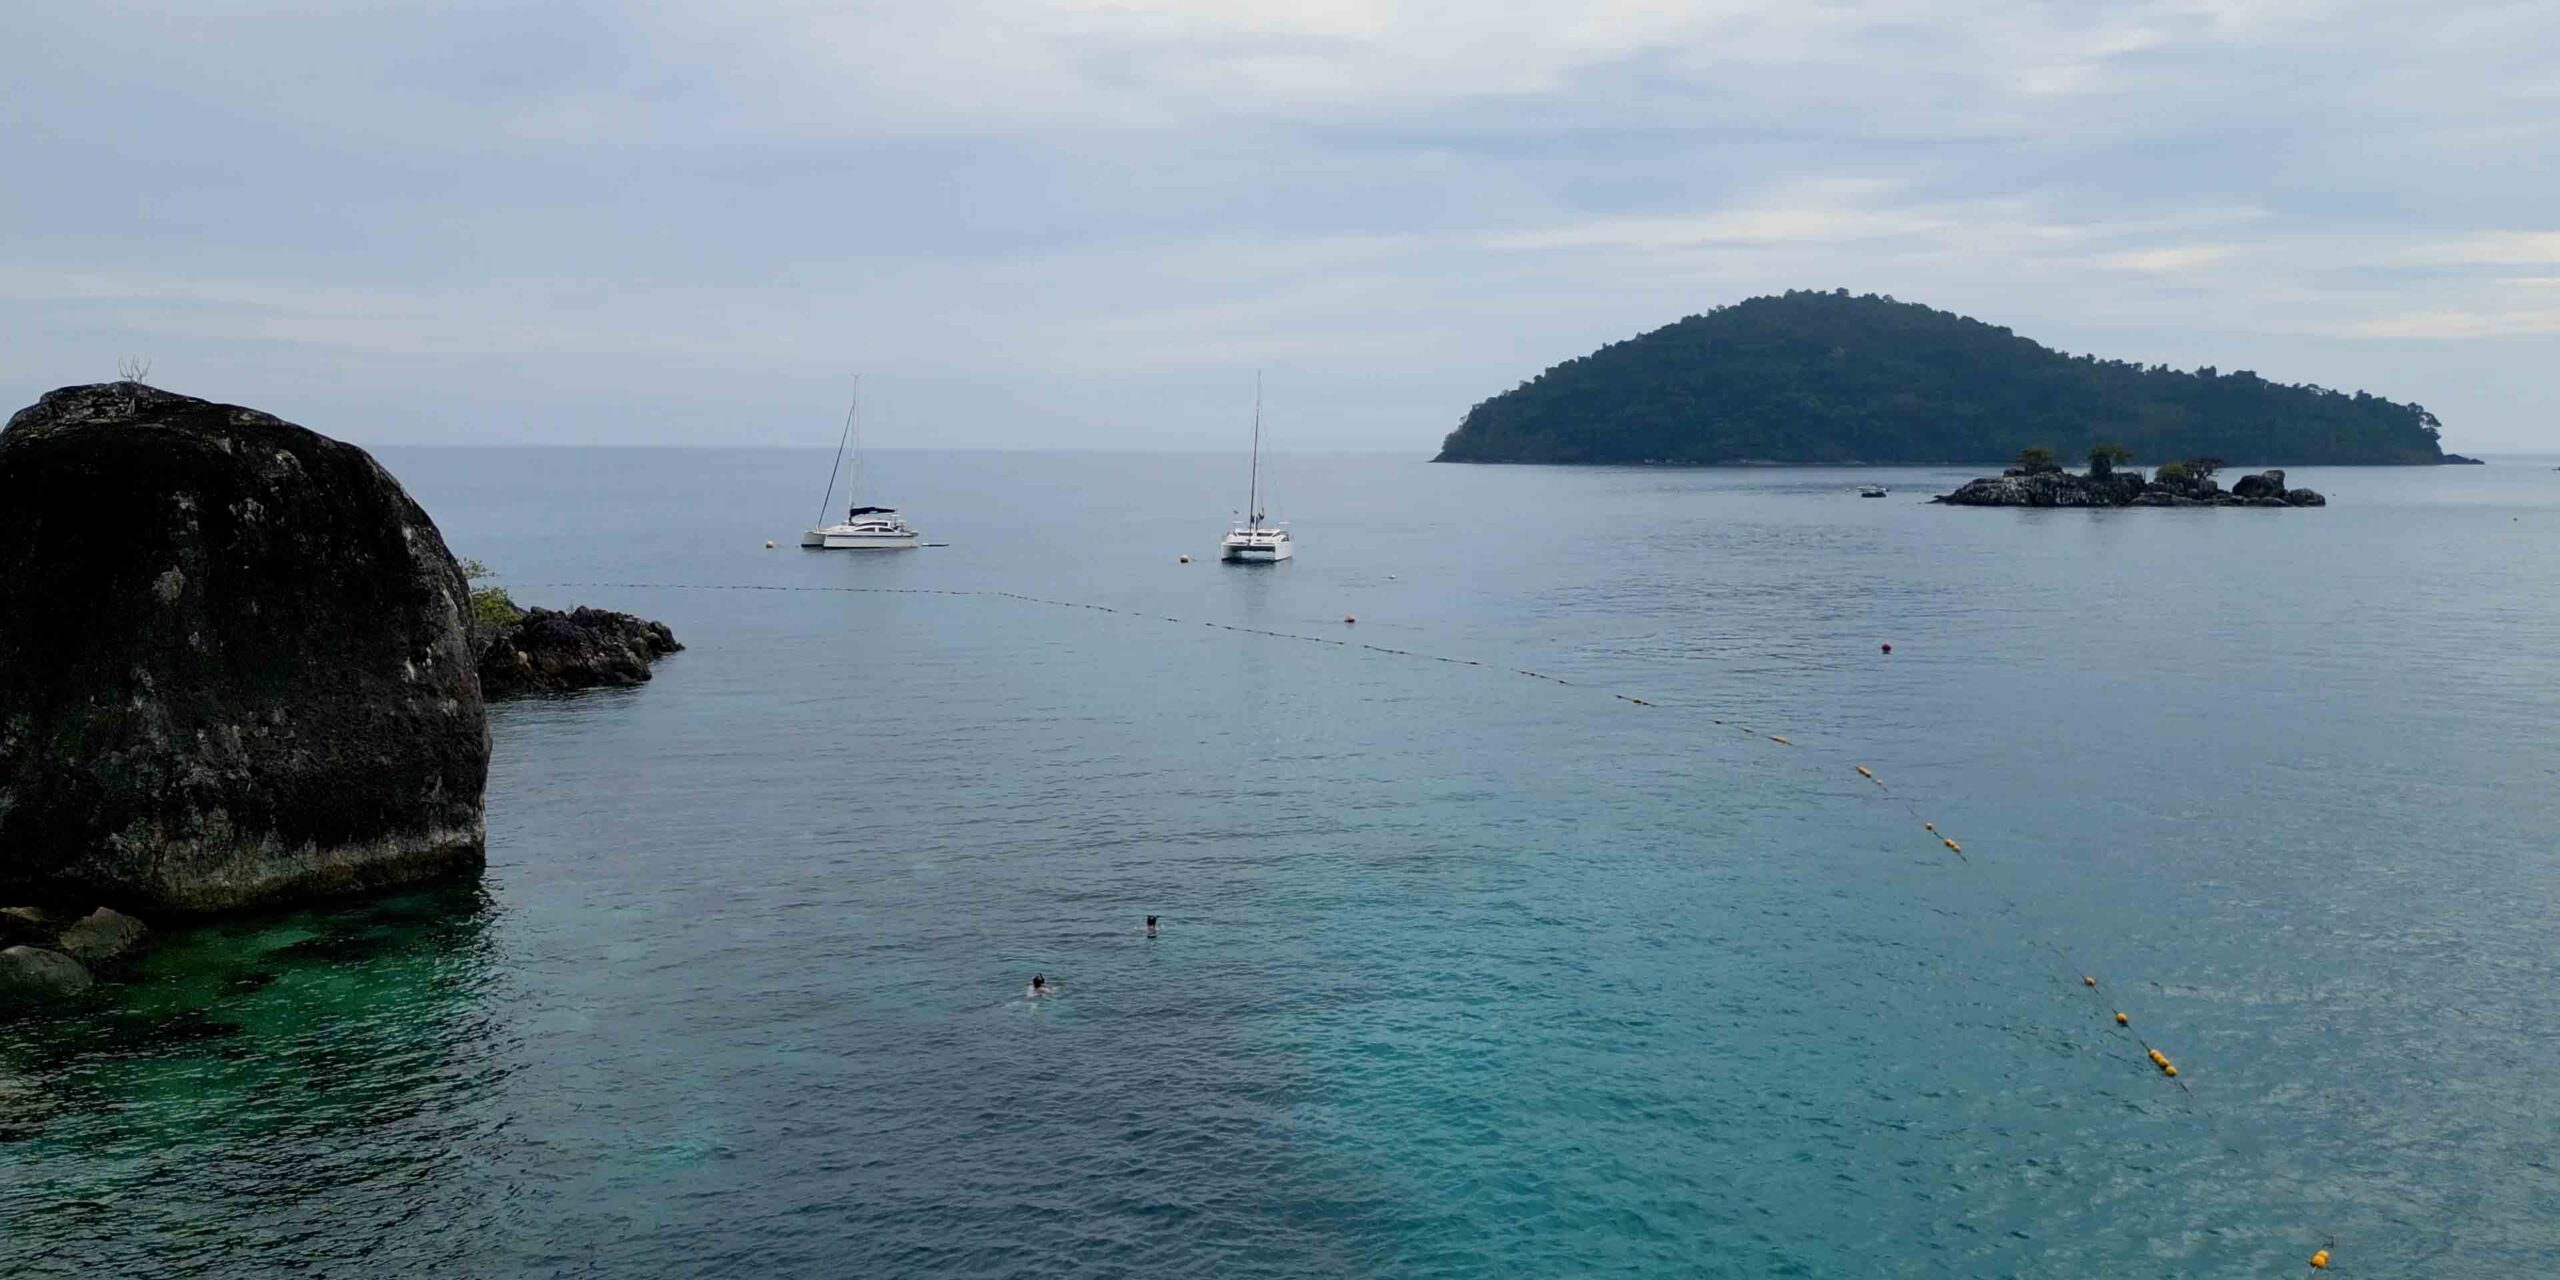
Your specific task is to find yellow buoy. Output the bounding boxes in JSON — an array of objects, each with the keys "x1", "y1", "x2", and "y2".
[
  {"x1": 2084, "y1": 976, "x2": 2097, "y2": 987},
  {"x1": 1942, "y1": 838, "x2": 1961, "y2": 852},
  {"x1": 2147, "y1": 1048, "x2": 2166, "y2": 1065},
  {"x1": 2309, "y1": 1248, "x2": 2330, "y2": 1269},
  {"x1": 2115, "y1": 1012, "x2": 2129, "y2": 1026},
  {"x1": 2162, "y1": 1063, "x2": 2177, "y2": 1077},
  {"x1": 1855, "y1": 765, "x2": 1874, "y2": 779}
]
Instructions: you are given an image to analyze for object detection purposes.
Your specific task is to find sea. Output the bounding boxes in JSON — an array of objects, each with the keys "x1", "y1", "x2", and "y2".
[{"x1": 4, "y1": 450, "x2": 2557, "y2": 1277}]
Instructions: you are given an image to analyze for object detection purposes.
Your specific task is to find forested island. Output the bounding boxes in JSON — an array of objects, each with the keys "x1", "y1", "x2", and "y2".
[{"x1": 1435, "y1": 290, "x2": 2464, "y2": 466}]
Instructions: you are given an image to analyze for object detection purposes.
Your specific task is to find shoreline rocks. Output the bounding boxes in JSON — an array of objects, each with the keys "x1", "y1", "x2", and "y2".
[
  {"x1": 0, "y1": 904, "x2": 151, "y2": 1008},
  {"x1": 0, "y1": 383, "x2": 490, "y2": 916},
  {"x1": 1935, "y1": 466, "x2": 2326, "y2": 508},
  {"x1": 478, "y1": 606, "x2": 683, "y2": 697}
]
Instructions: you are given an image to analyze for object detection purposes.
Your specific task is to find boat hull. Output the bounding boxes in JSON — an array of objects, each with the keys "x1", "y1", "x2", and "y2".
[
  {"x1": 813, "y1": 530, "x2": 920, "y2": 550},
  {"x1": 1221, "y1": 541, "x2": 1292, "y2": 563}
]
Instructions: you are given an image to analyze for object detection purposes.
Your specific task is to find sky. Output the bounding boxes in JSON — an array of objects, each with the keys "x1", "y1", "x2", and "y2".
[{"x1": 4, "y1": 1, "x2": 2557, "y2": 452}]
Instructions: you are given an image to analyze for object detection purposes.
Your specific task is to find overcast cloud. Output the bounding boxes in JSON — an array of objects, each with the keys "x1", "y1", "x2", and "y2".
[{"x1": 5, "y1": 1, "x2": 2557, "y2": 450}]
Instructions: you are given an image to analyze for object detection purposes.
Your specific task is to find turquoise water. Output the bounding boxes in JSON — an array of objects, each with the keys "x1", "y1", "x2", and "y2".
[{"x1": 6, "y1": 451, "x2": 2558, "y2": 1276}]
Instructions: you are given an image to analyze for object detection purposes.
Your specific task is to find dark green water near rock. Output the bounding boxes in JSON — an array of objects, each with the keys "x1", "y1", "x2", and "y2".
[{"x1": 6, "y1": 451, "x2": 2558, "y2": 1276}]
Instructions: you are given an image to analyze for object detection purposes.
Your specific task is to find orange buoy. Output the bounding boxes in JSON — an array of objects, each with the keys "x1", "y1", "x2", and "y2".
[
  {"x1": 2309, "y1": 1248, "x2": 2330, "y2": 1269},
  {"x1": 1855, "y1": 765, "x2": 1875, "y2": 779},
  {"x1": 2114, "y1": 1012, "x2": 2129, "y2": 1026},
  {"x1": 1942, "y1": 838, "x2": 1961, "y2": 852}
]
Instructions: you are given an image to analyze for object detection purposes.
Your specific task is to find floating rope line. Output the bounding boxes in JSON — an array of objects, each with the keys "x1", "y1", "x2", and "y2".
[{"x1": 522, "y1": 577, "x2": 2326, "y2": 1266}]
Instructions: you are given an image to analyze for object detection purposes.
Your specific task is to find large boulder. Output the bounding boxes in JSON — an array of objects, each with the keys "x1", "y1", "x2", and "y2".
[
  {"x1": 55, "y1": 907, "x2": 147, "y2": 967},
  {"x1": 2230, "y1": 469, "x2": 2288, "y2": 500},
  {"x1": 0, "y1": 384, "x2": 489, "y2": 914},
  {"x1": 480, "y1": 606, "x2": 683, "y2": 696},
  {"x1": 0, "y1": 946, "x2": 92, "y2": 1005}
]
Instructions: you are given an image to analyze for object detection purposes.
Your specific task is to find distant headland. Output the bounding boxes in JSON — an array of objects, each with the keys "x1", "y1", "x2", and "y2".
[{"x1": 1434, "y1": 290, "x2": 2466, "y2": 467}]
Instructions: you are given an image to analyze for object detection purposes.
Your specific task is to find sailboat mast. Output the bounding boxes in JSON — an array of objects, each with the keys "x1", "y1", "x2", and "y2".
[
  {"x1": 847, "y1": 375, "x2": 865, "y2": 510},
  {"x1": 1247, "y1": 371, "x2": 1262, "y2": 531},
  {"x1": 816, "y1": 377, "x2": 859, "y2": 526}
]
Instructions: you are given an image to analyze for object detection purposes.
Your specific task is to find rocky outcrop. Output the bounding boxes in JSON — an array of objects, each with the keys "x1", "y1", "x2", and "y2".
[
  {"x1": 1937, "y1": 467, "x2": 2325, "y2": 508},
  {"x1": 0, "y1": 384, "x2": 489, "y2": 915},
  {"x1": 0, "y1": 946, "x2": 93, "y2": 1005},
  {"x1": 479, "y1": 606, "x2": 683, "y2": 697}
]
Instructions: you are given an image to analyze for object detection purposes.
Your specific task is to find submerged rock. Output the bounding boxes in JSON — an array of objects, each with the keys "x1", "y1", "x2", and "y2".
[
  {"x1": 55, "y1": 907, "x2": 148, "y2": 967},
  {"x1": 0, "y1": 946, "x2": 93, "y2": 1005},
  {"x1": 0, "y1": 384, "x2": 489, "y2": 915},
  {"x1": 479, "y1": 606, "x2": 683, "y2": 696}
]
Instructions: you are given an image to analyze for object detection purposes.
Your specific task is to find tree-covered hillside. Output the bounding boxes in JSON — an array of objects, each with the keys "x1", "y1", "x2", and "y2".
[{"x1": 1434, "y1": 291, "x2": 2451, "y2": 465}]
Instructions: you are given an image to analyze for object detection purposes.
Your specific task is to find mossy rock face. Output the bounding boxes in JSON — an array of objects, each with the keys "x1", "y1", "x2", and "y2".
[{"x1": 0, "y1": 385, "x2": 489, "y2": 914}]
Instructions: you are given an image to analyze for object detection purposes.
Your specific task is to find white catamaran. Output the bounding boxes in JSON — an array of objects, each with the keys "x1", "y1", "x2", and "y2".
[
  {"x1": 1220, "y1": 374, "x2": 1292, "y2": 563},
  {"x1": 801, "y1": 379, "x2": 921, "y2": 550}
]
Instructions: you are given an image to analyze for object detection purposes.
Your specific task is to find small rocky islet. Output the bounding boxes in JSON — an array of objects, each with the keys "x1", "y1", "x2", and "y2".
[
  {"x1": 478, "y1": 606, "x2": 684, "y2": 696},
  {"x1": 1934, "y1": 461, "x2": 2327, "y2": 508},
  {"x1": 0, "y1": 383, "x2": 677, "y2": 1009}
]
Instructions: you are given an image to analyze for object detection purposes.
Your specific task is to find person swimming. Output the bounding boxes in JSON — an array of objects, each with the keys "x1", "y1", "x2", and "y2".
[
  {"x1": 1028, "y1": 972, "x2": 1052, "y2": 999},
  {"x1": 1144, "y1": 915, "x2": 1158, "y2": 938}
]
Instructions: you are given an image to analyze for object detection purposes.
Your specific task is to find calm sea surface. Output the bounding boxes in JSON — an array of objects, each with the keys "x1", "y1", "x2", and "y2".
[{"x1": 6, "y1": 449, "x2": 2558, "y2": 1277}]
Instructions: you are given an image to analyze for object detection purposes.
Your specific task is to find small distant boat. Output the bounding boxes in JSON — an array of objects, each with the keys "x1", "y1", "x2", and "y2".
[
  {"x1": 1221, "y1": 373, "x2": 1293, "y2": 563},
  {"x1": 801, "y1": 379, "x2": 922, "y2": 550},
  {"x1": 1859, "y1": 484, "x2": 1889, "y2": 498}
]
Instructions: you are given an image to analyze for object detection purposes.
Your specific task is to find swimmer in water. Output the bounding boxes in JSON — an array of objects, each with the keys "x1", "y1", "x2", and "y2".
[
  {"x1": 1144, "y1": 915, "x2": 1158, "y2": 938},
  {"x1": 1028, "y1": 973, "x2": 1051, "y2": 998}
]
